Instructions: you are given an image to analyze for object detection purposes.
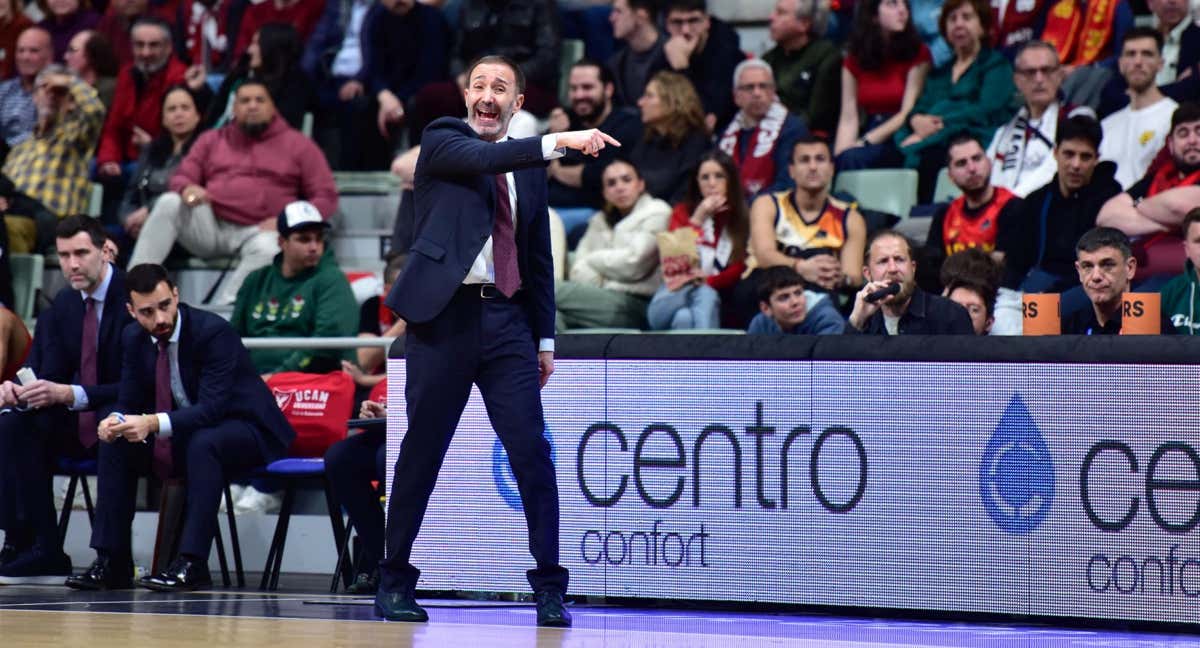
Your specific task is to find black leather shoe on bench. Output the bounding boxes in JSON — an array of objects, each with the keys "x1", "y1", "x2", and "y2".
[
  {"x1": 374, "y1": 588, "x2": 428, "y2": 622},
  {"x1": 534, "y1": 590, "x2": 572, "y2": 627},
  {"x1": 138, "y1": 557, "x2": 212, "y2": 592},
  {"x1": 65, "y1": 555, "x2": 134, "y2": 590}
]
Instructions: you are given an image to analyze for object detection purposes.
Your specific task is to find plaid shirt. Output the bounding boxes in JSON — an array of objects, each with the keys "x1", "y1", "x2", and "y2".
[
  {"x1": 0, "y1": 78, "x2": 35, "y2": 146},
  {"x1": 3, "y1": 79, "x2": 105, "y2": 218}
]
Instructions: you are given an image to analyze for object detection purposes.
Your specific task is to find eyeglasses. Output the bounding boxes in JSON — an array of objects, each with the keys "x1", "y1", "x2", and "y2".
[{"x1": 1015, "y1": 65, "x2": 1059, "y2": 79}]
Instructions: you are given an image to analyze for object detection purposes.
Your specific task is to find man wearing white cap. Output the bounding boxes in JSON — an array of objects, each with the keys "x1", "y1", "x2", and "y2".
[{"x1": 230, "y1": 200, "x2": 358, "y2": 378}]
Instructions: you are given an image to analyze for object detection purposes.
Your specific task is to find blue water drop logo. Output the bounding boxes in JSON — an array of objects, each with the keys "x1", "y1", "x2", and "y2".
[
  {"x1": 979, "y1": 394, "x2": 1055, "y2": 534},
  {"x1": 492, "y1": 423, "x2": 555, "y2": 511}
]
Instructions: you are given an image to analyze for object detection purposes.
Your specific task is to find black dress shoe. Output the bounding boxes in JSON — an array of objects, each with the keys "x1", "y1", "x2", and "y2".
[
  {"x1": 65, "y1": 555, "x2": 134, "y2": 591},
  {"x1": 0, "y1": 544, "x2": 17, "y2": 568},
  {"x1": 138, "y1": 557, "x2": 212, "y2": 592},
  {"x1": 534, "y1": 590, "x2": 572, "y2": 627},
  {"x1": 374, "y1": 587, "x2": 428, "y2": 622}
]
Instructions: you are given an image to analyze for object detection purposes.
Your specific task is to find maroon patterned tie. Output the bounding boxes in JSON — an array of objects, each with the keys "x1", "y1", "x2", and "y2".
[
  {"x1": 77, "y1": 298, "x2": 97, "y2": 448},
  {"x1": 153, "y1": 340, "x2": 173, "y2": 479},
  {"x1": 492, "y1": 173, "x2": 520, "y2": 297}
]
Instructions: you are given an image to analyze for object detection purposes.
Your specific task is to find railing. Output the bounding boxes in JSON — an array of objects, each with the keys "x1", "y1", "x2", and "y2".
[{"x1": 241, "y1": 337, "x2": 396, "y2": 350}]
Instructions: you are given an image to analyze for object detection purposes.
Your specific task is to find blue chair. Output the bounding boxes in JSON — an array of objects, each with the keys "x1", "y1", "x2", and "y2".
[
  {"x1": 257, "y1": 458, "x2": 351, "y2": 591},
  {"x1": 56, "y1": 457, "x2": 97, "y2": 543}
]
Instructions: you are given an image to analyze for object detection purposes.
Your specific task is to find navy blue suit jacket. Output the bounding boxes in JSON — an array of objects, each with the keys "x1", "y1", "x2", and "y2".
[
  {"x1": 114, "y1": 304, "x2": 295, "y2": 463},
  {"x1": 385, "y1": 117, "x2": 556, "y2": 341},
  {"x1": 30, "y1": 266, "x2": 131, "y2": 415}
]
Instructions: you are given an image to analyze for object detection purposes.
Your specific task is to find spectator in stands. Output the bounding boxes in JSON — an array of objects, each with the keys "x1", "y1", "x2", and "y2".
[
  {"x1": 232, "y1": 0, "x2": 323, "y2": 63},
  {"x1": 344, "y1": 253, "x2": 406, "y2": 385},
  {"x1": 305, "y1": 0, "x2": 449, "y2": 170},
  {"x1": 630, "y1": 70, "x2": 709, "y2": 203},
  {"x1": 1161, "y1": 207, "x2": 1200, "y2": 334},
  {"x1": 2, "y1": 65, "x2": 105, "y2": 253},
  {"x1": 938, "y1": 247, "x2": 1001, "y2": 334},
  {"x1": 0, "y1": 305, "x2": 29, "y2": 381},
  {"x1": 546, "y1": 58, "x2": 643, "y2": 209},
  {"x1": 127, "y1": 80, "x2": 337, "y2": 304},
  {"x1": 555, "y1": 158, "x2": 671, "y2": 331},
  {"x1": 893, "y1": 0, "x2": 1016, "y2": 202},
  {"x1": 322, "y1": 398, "x2": 388, "y2": 595},
  {"x1": 660, "y1": 0, "x2": 740, "y2": 131},
  {"x1": 747, "y1": 265, "x2": 844, "y2": 334},
  {"x1": 1150, "y1": 0, "x2": 1199, "y2": 85},
  {"x1": 94, "y1": 0, "x2": 156, "y2": 68},
  {"x1": 921, "y1": 134, "x2": 1021, "y2": 287},
  {"x1": 0, "y1": 216, "x2": 130, "y2": 587},
  {"x1": 1062, "y1": 226, "x2": 1139, "y2": 334},
  {"x1": 834, "y1": 0, "x2": 930, "y2": 171},
  {"x1": 0, "y1": 0, "x2": 33, "y2": 80},
  {"x1": 717, "y1": 59, "x2": 807, "y2": 196},
  {"x1": 63, "y1": 30, "x2": 117, "y2": 108},
  {"x1": 910, "y1": 0, "x2": 950, "y2": 67},
  {"x1": 37, "y1": 0, "x2": 99, "y2": 62},
  {"x1": 1098, "y1": 102, "x2": 1200, "y2": 278},
  {"x1": 998, "y1": 115, "x2": 1119, "y2": 293},
  {"x1": 117, "y1": 84, "x2": 202, "y2": 241},
  {"x1": 408, "y1": 0, "x2": 560, "y2": 135},
  {"x1": 231, "y1": 200, "x2": 357, "y2": 377},
  {"x1": 1099, "y1": 29, "x2": 1178, "y2": 190},
  {"x1": 986, "y1": 41, "x2": 1094, "y2": 198},
  {"x1": 95, "y1": 17, "x2": 186, "y2": 182},
  {"x1": 743, "y1": 136, "x2": 867, "y2": 304},
  {"x1": 647, "y1": 151, "x2": 749, "y2": 330},
  {"x1": 177, "y1": 0, "x2": 230, "y2": 70},
  {"x1": 846, "y1": 229, "x2": 975, "y2": 333},
  {"x1": 191, "y1": 23, "x2": 314, "y2": 133},
  {"x1": 942, "y1": 278, "x2": 994, "y2": 334},
  {"x1": 607, "y1": 0, "x2": 664, "y2": 108},
  {"x1": 989, "y1": 0, "x2": 1046, "y2": 58},
  {"x1": 0, "y1": 27, "x2": 53, "y2": 151},
  {"x1": 763, "y1": 0, "x2": 839, "y2": 136}
]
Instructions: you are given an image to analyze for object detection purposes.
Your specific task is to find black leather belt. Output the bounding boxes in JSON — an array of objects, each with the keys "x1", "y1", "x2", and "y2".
[{"x1": 458, "y1": 283, "x2": 518, "y2": 300}]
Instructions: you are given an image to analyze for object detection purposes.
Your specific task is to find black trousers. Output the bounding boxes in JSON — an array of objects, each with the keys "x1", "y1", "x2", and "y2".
[
  {"x1": 0, "y1": 407, "x2": 90, "y2": 550},
  {"x1": 91, "y1": 420, "x2": 265, "y2": 561},
  {"x1": 324, "y1": 428, "x2": 386, "y2": 569},
  {"x1": 379, "y1": 289, "x2": 568, "y2": 594}
]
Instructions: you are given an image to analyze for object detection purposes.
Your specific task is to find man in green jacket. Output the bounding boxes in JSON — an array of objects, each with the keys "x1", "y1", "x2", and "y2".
[
  {"x1": 1160, "y1": 208, "x2": 1200, "y2": 335},
  {"x1": 231, "y1": 200, "x2": 358, "y2": 376}
]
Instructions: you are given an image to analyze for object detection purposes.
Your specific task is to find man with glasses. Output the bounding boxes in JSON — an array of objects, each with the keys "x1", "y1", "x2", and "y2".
[
  {"x1": 95, "y1": 17, "x2": 185, "y2": 182},
  {"x1": 661, "y1": 0, "x2": 741, "y2": 130},
  {"x1": 716, "y1": 58, "x2": 807, "y2": 196},
  {"x1": 762, "y1": 0, "x2": 839, "y2": 135},
  {"x1": 986, "y1": 40, "x2": 1095, "y2": 197}
]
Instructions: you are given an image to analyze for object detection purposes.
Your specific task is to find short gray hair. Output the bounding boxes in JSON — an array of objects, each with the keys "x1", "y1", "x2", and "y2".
[
  {"x1": 732, "y1": 58, "x2": 775, "y2": 91},
  {"x1": 794, "y1": 0, "x2": 831, "y2": 38}
]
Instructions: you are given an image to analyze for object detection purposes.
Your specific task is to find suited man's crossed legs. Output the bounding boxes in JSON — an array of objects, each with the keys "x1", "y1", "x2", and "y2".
[
  {"x1": 377, "y1": 294, "x2": 568, "y2": 621},
  {"x1": 76, "y1": 420, "x2": 265, "y2": 591}
]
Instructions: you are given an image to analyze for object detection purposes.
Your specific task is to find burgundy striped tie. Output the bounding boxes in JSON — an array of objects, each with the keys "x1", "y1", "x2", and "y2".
[
  {"x1": 77, "y1": 298, "x2": 97, "y2": 448},
  {"x1": 492, "y1": 174, "x2": 520, "y2": 297},
  {"x1": 153, "y1": 340, "x2": 173, "y2": 479}
]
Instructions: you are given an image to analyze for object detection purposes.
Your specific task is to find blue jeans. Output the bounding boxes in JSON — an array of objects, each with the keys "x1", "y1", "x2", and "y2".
[{"x1": 646, "y1": 283, "x2": 721, "y2": 330}]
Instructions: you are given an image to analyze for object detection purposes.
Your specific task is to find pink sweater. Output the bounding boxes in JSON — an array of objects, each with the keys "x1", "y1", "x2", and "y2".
[{"x1": 170, "y1": 115, "x2": 337, "y2": 226}]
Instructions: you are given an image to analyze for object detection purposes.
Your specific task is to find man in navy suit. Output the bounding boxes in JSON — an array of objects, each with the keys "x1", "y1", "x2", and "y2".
[
  {"x1": 0, "y1": 216, "x2": 131, "y2": 584},
  {"x1": 65, "y1": 264, "x2": 295, "y2": 592},
  {"x1": 376, "y1": 55, "x2": 617, "y2": 627}
]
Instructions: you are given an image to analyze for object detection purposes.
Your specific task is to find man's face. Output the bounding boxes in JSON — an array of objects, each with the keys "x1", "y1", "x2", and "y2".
[
  {"x1": 279, "y1": 228, "x2": 325, "y2": 273},
  {"x1": 233, "y1": 84, "x2": 276, "y2": 135},
  {"x1": 15, "y1": 29, "x2": 52, "y2": 80},
  {"x1": 567, "y1": 65, "x2": 610, "y2": 122},
  {"x1": 769, "y1": 0, "x2": 806, "y2": 43},
  {"x1": 1118, "y1": 36, "x2": 1163, "y2": 92},
  {"x1": 1184, "y1": 221, "x2": 1200, "y2": 272},
  {"x1": 464, "y1": 62, "x2": 524, "y2": 142},
  {"x1": 1167, "y1": 118, "x2": 1200, "y2": 169},
  {"x1": 666, "y1": 9, "x2": 711, "y2": 50},
  {"x1": 761, "y1": 284, "x2": 808, "y2": 329},
  {"x1": 864, "y1": 235, "x2": 917, "y2": 300},
  {"x1": 947, "y1": 286, "x2": 991, "y2": 334},
  {"x1": 1148, "y1": 0, "x2": 1189, "y2": 30},
  {"x1": 946, "y1": 140, "x2": 991, "y2": 195},
  {"x1": 1076, "y1": 246, "x2": 1136, "y2": 308},
  {"x1": 127, "y1": 281, "x2": 179, "y2": 342},
  {"x1": 609, "y1": 0, "x2": 638, "y2": 40},
  {"x1": 734, "y1": 66, "x2": 775, "y2": 120},
  {"x1": 789, "y1": 142, "x2": 834, "y2": 192},
  {"x1": 1013, "y1": 46, "x2": 1062, "y2": 110},
  {"x1": 1054, "y1": 138, "x2": 1099, "y2": 192},
  {"x1": 131, "y1": 24, "x2": 171, "y2": 73},
  {"x1": 56, "y1": 231, "x2": 107, "y2": 292}
]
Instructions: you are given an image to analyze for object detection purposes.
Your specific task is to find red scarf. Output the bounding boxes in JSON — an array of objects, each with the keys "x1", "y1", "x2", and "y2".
[
  {"x1": 1148, "y1": 160, "x2": 1200, "y2": 196},
  {"x1": 1041, "y1": 0, "x2": 1117, "y2": 66},
  {"x1": 718, "y1": 101, "x2": 788, "y2": 196}
]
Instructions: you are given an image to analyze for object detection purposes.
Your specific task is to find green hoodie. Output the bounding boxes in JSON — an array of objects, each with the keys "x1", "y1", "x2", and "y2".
[
  {"x1": 232, "y1": 247, "x2": 359, "y2": 372},
  {"x1": 1160, "y1": 259, "x2": 1200, "y2": 335}
]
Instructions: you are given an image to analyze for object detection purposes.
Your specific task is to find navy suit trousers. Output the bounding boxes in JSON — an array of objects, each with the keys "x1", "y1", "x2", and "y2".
[{"x1": 0, "y1": 408, "x2": 89, "y2": 549}]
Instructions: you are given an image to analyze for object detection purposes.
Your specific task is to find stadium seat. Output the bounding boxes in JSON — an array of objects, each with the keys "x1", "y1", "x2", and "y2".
[
  {"x1": 256, "y1": 458, "x2": 351, "y2": 591},
  {"x1": 548, "y1": 208, "x2": 566, "y2": 280},
  {"x1": 10, "y1": 253, "x2": 43, "y2": 322},
  {"x1": 932, "y1": 167, "x2": 962, "y2": 204},
  {"x1": 558, "y1": 39, "x2": 585, "y2": 106},
  {"x1": 833, "y1": 169, "x2": 919, "y2": 221},
  {"x1": 56, "y1": 457, "x2": 96, "y2": 544}
]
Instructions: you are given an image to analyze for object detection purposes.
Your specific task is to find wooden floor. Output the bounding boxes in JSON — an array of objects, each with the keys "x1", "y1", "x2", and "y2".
[{"x1": 0, "y1": 584, "x2": 1196, "y2": 647}]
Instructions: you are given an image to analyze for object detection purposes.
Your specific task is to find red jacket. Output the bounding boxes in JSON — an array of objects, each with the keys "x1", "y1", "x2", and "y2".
[
  {"x1": 97, "y1": 57, "x2": 187, "y2": 165},
  {"x1": 169, "y1": 113, "x2": 337, "y2": 226},
  {"x1": 232, "y1": 0, "x2": 323, "y2": 62},
  {"x1": 668, "y1": 203, "x2": 747, "y2": 291}
]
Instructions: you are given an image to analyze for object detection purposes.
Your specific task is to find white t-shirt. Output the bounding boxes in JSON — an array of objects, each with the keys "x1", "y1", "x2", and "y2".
[{"x1": 1100, "y1": 97, "x2": 1179, "y2": 189}]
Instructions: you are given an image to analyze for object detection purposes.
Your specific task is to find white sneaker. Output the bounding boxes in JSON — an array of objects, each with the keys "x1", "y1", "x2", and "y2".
[
  {"x1": 219, "y1": 484, "x2": 248, "y2": 513},
  {"x1": 234, "y1": 486, "x2": 282, "y2": 515}
]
